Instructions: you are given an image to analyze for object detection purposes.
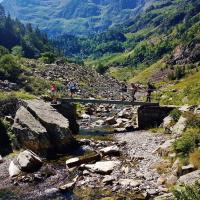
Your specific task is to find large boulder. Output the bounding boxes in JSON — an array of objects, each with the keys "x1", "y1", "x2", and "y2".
[
  {"x1": 12, "y1": 106, "x2": 51, "y2": 156},
  {"x1": 9, "y1": 150, "x2": 43, "y2": 177},
  {"x1": 172, "y1": 116, "x2": 187, "y2": 135},
  {"x1": 178, "y1": 170, "x2": 200, "y2": 186},
  {"x1": 12, "y1": 99, "x2": 76, "y2": 157},
  {"x1": 24, "y1": 100, "x2": 75, "y2": 154}
]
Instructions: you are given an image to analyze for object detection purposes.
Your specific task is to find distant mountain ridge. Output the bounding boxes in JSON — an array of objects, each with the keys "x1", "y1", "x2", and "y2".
[{"x1": 1, "y1": 0, "x2": 155, "y2": 36}]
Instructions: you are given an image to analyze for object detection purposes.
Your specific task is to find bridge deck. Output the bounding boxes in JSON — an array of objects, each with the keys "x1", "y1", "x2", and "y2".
[{"x1": 60, "y1": 98, "x2": 159, "y2": 106}]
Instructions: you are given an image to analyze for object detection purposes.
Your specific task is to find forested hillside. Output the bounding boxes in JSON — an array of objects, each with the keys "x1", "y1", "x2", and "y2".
[
  {"x1": 55, "y1": 0, "x2": 200, "y2": 68},
  {"x1": 54, "y1": 0, "x2": 200, "y2": 105},
  {"x1": 0, "y1": 4, "x2": 53, "y2": 58},
  {"x1": 2, "y1": 0, "x2": 154, "y2": 36}
]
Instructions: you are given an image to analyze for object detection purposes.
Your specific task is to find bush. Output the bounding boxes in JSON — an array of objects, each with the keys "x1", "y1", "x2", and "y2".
[
  {"x1": 0, "y1": 45, "x2": 9, "y2": 57},
  {"x1": 189, "y1": 149, "x2": 200, "y2": 169},
  {"x1": 185, "y1": 112, "x2": 200, "y2": 128},
  {"x1": 39, "y1": 52, "x2": 56, "y2": 64},
  {"x1": 0, "y1": 118, "x2": 12, "y2": 156},
  {"x1": 170, "y1": 108, "x2": 182, "y2": 122},
  {"x1": 173, "y1": 128, "x2": 200, "y2": 154},
  {"x1": 11, "y1": 46, "x2": 24, "y2": 57},
  {"x1": 96, "y1": 63, "x2": 109, "y2": 74},
  {"x1": 174, "y1": 182, "x2": 200, "y2": 200},
  {"x1": 0, "y1": 54, "x2": 22, "y2": 81}
]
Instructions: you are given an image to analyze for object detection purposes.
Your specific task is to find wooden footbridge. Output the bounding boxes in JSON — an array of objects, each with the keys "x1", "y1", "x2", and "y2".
[{"x1": 59, "y1": 98, "x2": 159, "y2": 106}]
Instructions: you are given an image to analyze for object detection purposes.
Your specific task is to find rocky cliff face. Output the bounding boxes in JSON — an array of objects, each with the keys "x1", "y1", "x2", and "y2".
[{"x1": 2, "y1": 0, "x2": 153, "y2": 35}]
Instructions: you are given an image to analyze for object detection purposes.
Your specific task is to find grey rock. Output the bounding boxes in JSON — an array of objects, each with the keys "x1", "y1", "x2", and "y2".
[
  {"x1": 17, "y1": 150, "x2": 43, "y2": 172},
  {"x1": 66, "y1": 157, "x2": 80, "y2": 168},
  {"x1": 172, "y1": 116, "x2": 187, "y2": 135},
  {"x1": 100, "y1": 145, "x2": 120, "y2": 156},
  {"x1": 24, "y1": 99, "x2": 74, "y2": 153},
  {"x1": 59, "y1": 181, "x2": 76, "y2": 191},
  {"x1": 157, "y1": 139, "x2": 175, "y2": 157},
  {"x1": 104, "y1": 116, "x2": 117, "y2": 125},
  {"x1": 0, "y1": 155, "x2": 3, "y2": 164},
  {"x1": 102, "y1": 175, "x2": 115, "y2": 185},
  {"x1": 9, "y1": 160, "x2": 21, "y2": 177},
  {"x1": 12, "y1": 106, "x2": 51, "y2": 156},
  {"x1": 44, "y1": 188, "x2": 59, "y2": 196},
  {"x1": 163, "y1": 115, "x2": 173, "y2": 129},
  {"x1": 166, "y1": 174, "x2": 178, "y2": 186},
  {"x1": 82, "y1": 161, "x2": 121, "y2": 174},
  {"x1": 119, "y1": 179, "x2": 142, "y2": 187},
  {"x1": 181, "y1": 164, "x2": 195, "y2": 175},
  {"x1": 178, "y1": 170, "x2": 200, "y2": 185}
]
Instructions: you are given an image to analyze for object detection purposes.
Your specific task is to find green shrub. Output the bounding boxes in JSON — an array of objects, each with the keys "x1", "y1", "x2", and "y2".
[
  {"x1": 189, "y1": 149, "x2": 200, "y2": 169},
  {"x1": 0, "y1": 45, "x2": 9, "y2": 57},
  {"x1": 170, "y1": 108, "x2": 182, "y2": 122},
  {"x1": 0, "y1": 118, "x2": 12, "y2": 156},
  {"x1": 185, "y1": 112, "x2": 200, "y2": 128},
  {"x1": 39, "y1": 52, "x2": 56, "y2": 64},
  {"x1": 96, "y1": 63, "x2": 109, "y2": 74},
  {"x1": 11, "y1": 46, "x2": 24, "y2": 57},
  {"x1": 173, "y1": 182, "x2": 200, "y2": 200},
  {"x1": 173, "y1": 128, "x2": 200, "y2": 154},
  {"x1": 0, "y1": 54, "x2": 22, "y2": 81}
]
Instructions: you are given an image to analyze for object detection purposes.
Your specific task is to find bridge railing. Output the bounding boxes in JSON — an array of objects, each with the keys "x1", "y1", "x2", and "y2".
[{"x1": 51, "y1": 86, "x2": 160, "y2": 103}]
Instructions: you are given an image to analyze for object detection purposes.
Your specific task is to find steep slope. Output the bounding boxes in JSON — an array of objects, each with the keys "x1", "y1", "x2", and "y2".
[
  {"x1": 0, "y1": 3, "x2": 53, "y2": 58},
  {"x1": 2, "y1": 0, "x2": 154, "y2": 36}
]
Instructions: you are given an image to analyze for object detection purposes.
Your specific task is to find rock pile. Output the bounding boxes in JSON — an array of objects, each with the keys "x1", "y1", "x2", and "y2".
[{"x1": 31, "y1": 62, "x2": 122, "y2": 99}]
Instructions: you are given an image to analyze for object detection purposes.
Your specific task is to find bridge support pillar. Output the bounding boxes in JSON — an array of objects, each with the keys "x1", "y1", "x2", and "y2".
[
  {"x1": 138, "y1": 106, "x2": 173, "y2": 129},
  {"x1": 52, "y1": 103, "x2": 79, "y2": 135}
]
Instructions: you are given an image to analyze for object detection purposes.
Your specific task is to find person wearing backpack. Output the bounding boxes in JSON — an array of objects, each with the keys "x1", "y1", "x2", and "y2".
[
  {"x1": 131, "y1": 83, "x2": 140, "y2": 102},
  {"x1": 68, "y1": 80, "x2": 77, "y2": 98},
  {"x1": 50, "y1": 84, "x2": 57, "y2": 104},
  {"x1": 146, "y1": 82, "x2": 156, "y2": 102}
]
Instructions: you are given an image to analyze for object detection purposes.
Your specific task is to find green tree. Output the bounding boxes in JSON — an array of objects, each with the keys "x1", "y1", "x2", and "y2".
[
  {"x1": 11, "y1": 46, "x2": 24, "y2": 57},
  {"x1": 0, "y1": 54, "x2": 22, "y2": 81}
]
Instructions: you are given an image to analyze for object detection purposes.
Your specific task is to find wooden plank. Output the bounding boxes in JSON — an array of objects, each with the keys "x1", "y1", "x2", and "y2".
[{"x1": 60, "y1": 98, "x2": 159, "y2": 106}]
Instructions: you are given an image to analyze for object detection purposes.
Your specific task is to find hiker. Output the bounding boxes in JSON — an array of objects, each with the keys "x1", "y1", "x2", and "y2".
[
  {"x1": 51, "y1": 84, "x2": 57, "y2": 103},
  {"x1": 67, "y1": 80, "x2": 77, "y2": 98},
  {"x1": 131, "y1": 83, "x2": 139, "y2": 102},
  {"x1": 146, "y1": 82, "x2": 156, "y2": 102},
  {"x1": 121, "y1": 80, "x2": 128, "y2": 101}
]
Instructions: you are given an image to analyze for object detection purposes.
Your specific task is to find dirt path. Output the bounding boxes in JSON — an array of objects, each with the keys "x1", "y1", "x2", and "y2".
[{"x1": 115, "y1": 131, "x2": 168, "y2": 195}]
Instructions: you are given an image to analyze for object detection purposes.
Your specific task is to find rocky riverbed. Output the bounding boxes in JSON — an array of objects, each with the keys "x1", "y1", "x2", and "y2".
[{"x1": 0, "y1": 129, "x2": 172, "y2": 200}]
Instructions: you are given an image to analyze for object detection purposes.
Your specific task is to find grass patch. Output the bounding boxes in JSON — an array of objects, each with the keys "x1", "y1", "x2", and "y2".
[
  {"x1": 173, "y1": 182, "x2": 200, "y2": 200},
  {"x1": 173, "y1": 128, "x2": 200, "y2": 155},
  {"x1": 74, "y1": 187, "x2": 146, "y2": 200},
  {"x1": 170, "y1": 108, "x2": 182, "y2": 122},
  {"x1": 75, "y1": 134, "x2": 113, "y2": 142},
  {"x1": 0, "y1": 91, "x2": 35, "y2": 100},
  {"x1": 189, "y1": 149, "x2": 200, "y2": 169},
  {"x1": 150, "y1": 127, "x2": 165, "y2": 134}
]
